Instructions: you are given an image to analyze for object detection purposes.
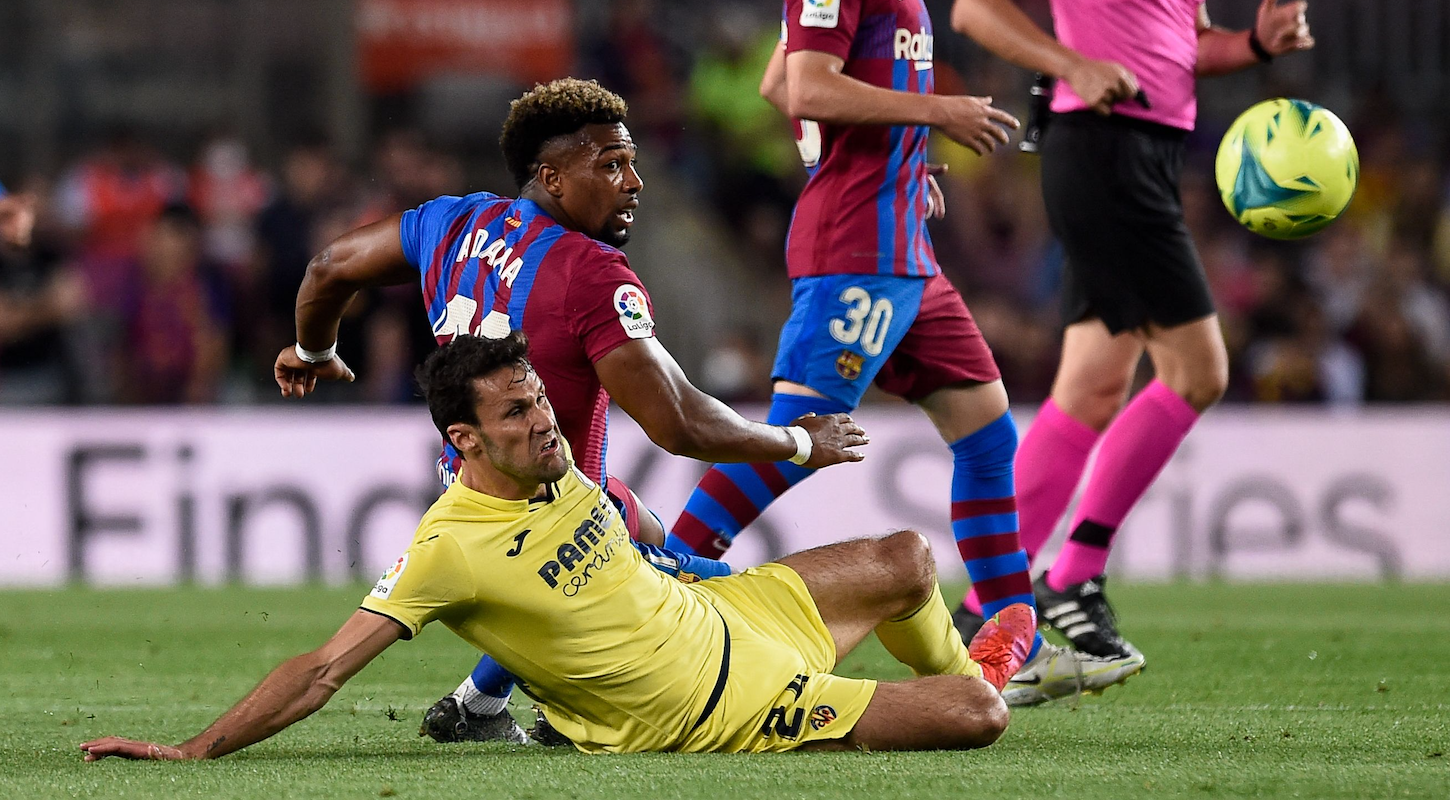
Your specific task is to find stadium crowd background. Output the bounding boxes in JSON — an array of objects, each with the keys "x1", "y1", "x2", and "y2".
[{"x1": 1, "y1": 0, "x2": 1448, "y2": 408}]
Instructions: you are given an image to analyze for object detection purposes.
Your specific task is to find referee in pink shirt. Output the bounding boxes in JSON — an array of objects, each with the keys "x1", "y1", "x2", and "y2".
[{"x1": 949, "y1": 0, "x2": 1313, "y2": 661}]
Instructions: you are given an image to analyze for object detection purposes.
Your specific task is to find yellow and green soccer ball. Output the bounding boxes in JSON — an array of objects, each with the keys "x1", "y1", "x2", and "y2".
[{"x1": 1214, "y1": 98, "x2": 1359, "y2": 240}]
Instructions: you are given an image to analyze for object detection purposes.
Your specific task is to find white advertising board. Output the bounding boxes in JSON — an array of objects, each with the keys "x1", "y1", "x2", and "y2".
[{"x1": 0, "y1": 408, "x2": 1446, "y2": 586}]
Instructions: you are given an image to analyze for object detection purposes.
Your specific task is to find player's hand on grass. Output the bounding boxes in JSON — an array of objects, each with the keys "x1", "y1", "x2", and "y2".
[
  {"x1": 1255, "y1": 0, "x2": 1314, "y2": 55},
  {"x1": 925, "y1": 164, "x2": 947, "y2": 220},
  {"x1": 934, "y1": 96, "x2": 1019, "y2": 156},
  {"x1": 80, "y1": 736, "x2": 189, "y2": 762},
  {"x1": 792, "y1": 412, "x2": 869, "y2": 468},
  {"x1": 1063, "y1": 56, "x2": 1139, "y2": 116},
  {"x1": 274, "y1": 345, "x2": 355, "y2": 399}
]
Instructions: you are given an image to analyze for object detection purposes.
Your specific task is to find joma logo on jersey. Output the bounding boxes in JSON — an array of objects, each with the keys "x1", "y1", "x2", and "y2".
[
  {"x1": 454, "y1": 229, "x2": 525, "y2": 287},
  {"x1": 537, "y1": 500, "x2": 621, "y2": 596},
  {"x1": 894, "y1": 27, "x2": 932, "y2": 62}
]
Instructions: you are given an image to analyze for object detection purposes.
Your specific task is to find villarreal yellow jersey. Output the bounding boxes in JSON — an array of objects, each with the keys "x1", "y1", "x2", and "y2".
[{"x1": 360, "y1": 460, "x2": 728, "y2": 753}]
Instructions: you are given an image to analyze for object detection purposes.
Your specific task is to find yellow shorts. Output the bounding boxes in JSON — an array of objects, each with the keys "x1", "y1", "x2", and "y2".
[{"x1": 676, "y1": 563, "x2": 877, "y2": 753}]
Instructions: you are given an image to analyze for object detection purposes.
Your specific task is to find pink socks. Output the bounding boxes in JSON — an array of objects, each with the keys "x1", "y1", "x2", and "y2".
[
  {"x1": 1046, "y1": 380, "x2": 1198, "y2": 591},
  {"x1": 1016, "y1": 398, "x2": 1102, "y2": 561}
]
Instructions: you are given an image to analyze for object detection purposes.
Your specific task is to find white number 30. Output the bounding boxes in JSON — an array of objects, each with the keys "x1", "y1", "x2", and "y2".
[{"x1": 828, "y1": 286, "x2": 894, "y2": 357}]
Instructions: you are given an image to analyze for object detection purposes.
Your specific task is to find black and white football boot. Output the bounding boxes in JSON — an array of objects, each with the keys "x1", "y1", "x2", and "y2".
[
  {"x1": 419, "y1": 695, "x2": 529, "y2": 744},
  {"x1": 1033, "y1": 573, "x2": 1142, "y2": 660}
]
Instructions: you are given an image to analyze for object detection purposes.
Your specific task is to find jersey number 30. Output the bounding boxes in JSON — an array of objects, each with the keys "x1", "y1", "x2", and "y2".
[{"x1": 829, "y1": 286, "x2": 894, "y2": 357}]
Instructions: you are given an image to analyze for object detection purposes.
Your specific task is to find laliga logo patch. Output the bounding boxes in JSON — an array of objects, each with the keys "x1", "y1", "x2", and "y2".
[
  {"x1": 614, "y1": 284, "x2": 654, "y2": 340},
  {"x1": 801, "y1": 0, "x2": 838, "y2": 29},
  {"x1": 369, "y1": 553, "x2": 409, "y2": 600},
  {"x1": 809, "y1": 705, "x2": 837, "y2": 731}
]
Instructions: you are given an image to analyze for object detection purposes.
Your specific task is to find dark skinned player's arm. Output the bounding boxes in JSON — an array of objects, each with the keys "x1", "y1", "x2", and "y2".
[
  {"x1": 294, "y1": 214, "x2": 417, "y2": 351},
  {"x1": 595, "y1": 338, "x2": 798, "y2": 464},
  {"x1": 81, "y1": 612, "x2": 400, "y2": 761}
]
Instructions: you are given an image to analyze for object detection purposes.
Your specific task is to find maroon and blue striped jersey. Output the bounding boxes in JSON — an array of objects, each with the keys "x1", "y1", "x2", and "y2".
[
  {"x1": 783, "y1": 0, "x2": 939, "y2": 279},
  {"x1": 400, "y1": 192, "x2": 656, "y2": 485}
]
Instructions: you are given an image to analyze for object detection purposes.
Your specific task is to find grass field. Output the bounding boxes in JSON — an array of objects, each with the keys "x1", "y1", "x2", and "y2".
[{"x1": 2, "y1": 583, "x2": 1447, "y2": 799}]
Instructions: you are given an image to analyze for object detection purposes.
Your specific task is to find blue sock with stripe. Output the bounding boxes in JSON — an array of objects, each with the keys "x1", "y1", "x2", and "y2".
[
  {"x1": 666, "y1": 392, "x2": 852, "y2": 558},
  {"x1": 453, "y1": 655, "x2": 513, "y2": 716},
  {"x1": 949, "y1": 412, "x2": 1042, "y2": 659}
]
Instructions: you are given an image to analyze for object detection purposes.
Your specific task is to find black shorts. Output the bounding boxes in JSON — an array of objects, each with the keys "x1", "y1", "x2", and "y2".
[{"x1": 1040, "y1": 112, "x2": 1214, "y2": 334}]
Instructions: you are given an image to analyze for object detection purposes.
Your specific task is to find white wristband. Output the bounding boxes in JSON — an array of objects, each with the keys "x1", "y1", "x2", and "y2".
[
  {"x1": 294, "y1": 341, "x2": 337, "y2": 364},
  {"x1": 786, "y1": 426, "x2": 813, "y2": 466}
]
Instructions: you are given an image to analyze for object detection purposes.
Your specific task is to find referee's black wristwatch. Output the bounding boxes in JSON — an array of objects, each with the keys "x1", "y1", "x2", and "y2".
[{"x1": 1248, "y1": 28, "x2": 1274, "y2": 63}]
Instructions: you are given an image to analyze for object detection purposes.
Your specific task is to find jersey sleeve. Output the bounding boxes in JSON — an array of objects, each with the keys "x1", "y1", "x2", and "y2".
[
  {"x1": 359, "y1": 529, "x2": 474, "y2": 639},
  {"x1": 633, "y1": 541, "x2": 734, "y2": 582},
  {"x1": 565, "y1": 249, "x2": 657, "y2": 363},
  {"x1": 398, "y1": 193, "x2": 493, "y2": 273},
  {"x1": 784, "y1": 0, "x2": 863, "y2": 60}
]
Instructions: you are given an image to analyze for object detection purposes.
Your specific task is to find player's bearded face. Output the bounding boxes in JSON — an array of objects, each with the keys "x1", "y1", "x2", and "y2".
[
  {"x1": 561, "y1": 123, "x2": 641, "y2": 248},
  {"x1": 475, "y1": 367, "x2": 570, "y2": 486}
]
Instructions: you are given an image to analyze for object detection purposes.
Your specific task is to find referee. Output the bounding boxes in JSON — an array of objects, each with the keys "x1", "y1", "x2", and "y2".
[{"x1": 949, "y1": 0, "x2": 1313, "y2": 660}]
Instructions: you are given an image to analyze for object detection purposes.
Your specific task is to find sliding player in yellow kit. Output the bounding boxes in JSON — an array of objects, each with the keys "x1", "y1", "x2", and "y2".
[{"x1": 80, "y1": 332, "x2": 1036, "y2": 759}]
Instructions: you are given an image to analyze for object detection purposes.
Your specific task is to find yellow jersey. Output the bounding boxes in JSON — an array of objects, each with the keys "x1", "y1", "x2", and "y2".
[{"x1": 360, "y1": 460, "x2": 729, "y2": 753}]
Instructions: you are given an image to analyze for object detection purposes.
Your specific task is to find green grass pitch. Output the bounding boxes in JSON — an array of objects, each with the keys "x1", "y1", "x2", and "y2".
[{"x1": 2, "y1": 583, "x2": 1447, "y2": 799}]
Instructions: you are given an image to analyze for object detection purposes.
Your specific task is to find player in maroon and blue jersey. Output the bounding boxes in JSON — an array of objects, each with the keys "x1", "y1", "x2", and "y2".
[
  {"x1": 662, "y1": 0, "x2": 1145, "y2": 704},
  {"x1": 272, "y1": 79, "x2": 867, "y2": 742}
]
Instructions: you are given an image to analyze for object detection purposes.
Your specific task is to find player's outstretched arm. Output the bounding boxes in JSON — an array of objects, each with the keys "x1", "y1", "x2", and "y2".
[
  {"x1": 1196, "y1": 0, "x2": 1313, "y2": 77},
  {"x1": 80, "y1": 611, "x2": 401, "y2": 762},
  {"x1": 596, "y1": 338, "x2": 868, "y2": 469},
  {"x1": 274, "y1": 213, "x2": 417, "y2": 398},
  {"x1": 949, "y1": 0, "x2": 1138, "y2": 116},
  {"x1": 784, "y1": 50, "x2": 1019, "y2": 155}
]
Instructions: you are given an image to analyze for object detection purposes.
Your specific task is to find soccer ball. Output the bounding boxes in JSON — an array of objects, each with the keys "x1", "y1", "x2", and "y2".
[{"x1": 1214, "y1": 98, "x2": 1359, "y2": 240}]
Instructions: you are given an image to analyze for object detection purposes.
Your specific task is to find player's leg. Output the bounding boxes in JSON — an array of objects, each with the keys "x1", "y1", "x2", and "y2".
[
  {"x1": 666, "y1": 275, "x2": 919, "y2": 558},
  {"x1": 1012, "y1": 319, "x2": 1142, "y2": 566},
  {"x1": 1042, "y1": 314, "x2": 1224, "y2": 602},
  {"x1": 801, "y1": 675, "x2": 1010, "y2": 752},
  {"x1": 880, "y1": 276, "x2": 1145, "y2": 704},
  {"x1": 775, "y1": 530, "x2": 941, "y2": 658},
  {"x1": 869, "y1": 275, "x2": 1038, "y2": 648},
  {"x1": 773, "y1": 530, "x2": 1032, "y2": 689}
]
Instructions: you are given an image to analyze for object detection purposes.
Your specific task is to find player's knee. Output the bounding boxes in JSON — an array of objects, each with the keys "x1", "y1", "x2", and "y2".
[
  {"x1": 950, "y1": 678, "x2": 1010, "y2": 748},
  {"x1": 1185, "y1": 360, "x2": 1229, "y2": 411},
  {"x1": 1055, "y1": 376, "x2": 1128, "y2": 432},
  {"x1": 879, "y1": 530, "x2": 936, "y2": 610},
  {"x1": 1161, "y1": 358, "x2": 1227, "y2": 412},
  {"x1": 972, "y1": 690, "x2": 1012, "y2": 747}
]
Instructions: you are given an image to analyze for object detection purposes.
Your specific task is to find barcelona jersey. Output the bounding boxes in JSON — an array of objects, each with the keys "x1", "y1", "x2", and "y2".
[
  {"x1": 398, "y1": 192, "x2": 657, "y2": 486},
  {"x1": 783, "y1": 0, "x2": 939, "y2": 279}
]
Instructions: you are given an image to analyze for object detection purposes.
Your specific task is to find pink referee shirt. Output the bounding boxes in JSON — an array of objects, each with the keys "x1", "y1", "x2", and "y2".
[{"x1": 1049, "y1": 0, "x2": 1203, "y2": 131}]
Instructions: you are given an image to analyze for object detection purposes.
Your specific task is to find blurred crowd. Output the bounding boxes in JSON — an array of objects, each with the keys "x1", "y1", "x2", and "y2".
[
  {"x1": 1, "y1": 0, "x2": 1448, "y2": 408},
  {"x1": 0, "y1": 128, "x2": 466, "y2": 405}
]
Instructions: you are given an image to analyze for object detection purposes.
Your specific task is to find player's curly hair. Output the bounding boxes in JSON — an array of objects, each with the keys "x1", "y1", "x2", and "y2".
[
  {"x1": 417, "y1": 332, "x2": 533, "y2": 437},
  {"x1": 499, "y1": 78, "x2": 628, "y2": 189}
]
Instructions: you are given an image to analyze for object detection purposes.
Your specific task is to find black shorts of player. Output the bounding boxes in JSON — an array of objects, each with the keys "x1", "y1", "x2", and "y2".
[{"x1": 1040, "y1": 111, "x2": 1215, "y2": 334}]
